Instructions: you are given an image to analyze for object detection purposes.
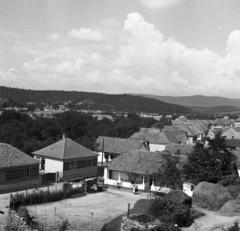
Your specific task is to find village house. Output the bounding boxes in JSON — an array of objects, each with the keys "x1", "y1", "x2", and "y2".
[
  {"x1": 221, "y1": 127, "x2": 240, "y2": 140},
  {"x1": 129, "y1": 127, "x2": 181, "y2": 151},
  {"x1": 104, "y1": 150, "x2": 187, "y2": 192},
  {"x1": 92, "y1": 114, "x2": 114, "y2": 121},
  {"x1": 33, "y1": 137, "x2": 99, "y2": 182},
  {"x1": 94, "y1": 136, "x2": 147, "y2": 164},
  {"x1": 0, "y1": 143, "x2": 40, "y2": 191},
  {"x1": 235, "y1": 118, "x2": 240, "y2": 128},
  {"x1": 213, "y1": 118, "x2": 233, "y2": 131},
  {"x1": 165, "y1": 143, "x2": 194, "y2": 155}
]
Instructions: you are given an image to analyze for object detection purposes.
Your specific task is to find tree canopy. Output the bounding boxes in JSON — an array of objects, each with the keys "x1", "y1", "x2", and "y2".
[{"x1": 182, "y1": 135, "x2": 237, "y2": 184}]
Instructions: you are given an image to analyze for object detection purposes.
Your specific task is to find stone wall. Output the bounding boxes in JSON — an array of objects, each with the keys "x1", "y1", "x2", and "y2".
[{"x1": 121, "y1": 214, "x2": 157, "y2": 231}]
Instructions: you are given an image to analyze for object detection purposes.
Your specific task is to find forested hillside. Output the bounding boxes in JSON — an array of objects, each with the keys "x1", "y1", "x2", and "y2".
[
  {"x1": 0, "y1": 110, "x2": 159, "y2": 155},
  {"x1": 0, "y1": 86, "x2": 191, "y2": 114}
]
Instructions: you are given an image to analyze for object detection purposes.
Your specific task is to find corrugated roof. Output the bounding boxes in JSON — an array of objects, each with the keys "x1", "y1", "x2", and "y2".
[
  {"x1": 33, "y1": 138, "x2": 98, "y2": 160},
  {"x1": 0, "y1": 143, "x2": 39, "y2": 168},
  {"x1": 95, "y1": 136, "x2": 143, "y2": 154}
]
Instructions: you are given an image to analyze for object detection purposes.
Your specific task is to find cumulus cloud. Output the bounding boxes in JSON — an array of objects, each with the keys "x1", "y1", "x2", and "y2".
[
  {"x1": 54, "y1": 59, "x2": 83, "y2": 74},
  {"x1": 138, "y1": 0, "x2": 181, "y2": 9},
  {"x1": 68, "y1": 28, "x2": 104, "y2": 41},
  {"x1": 114, "y1": 13, "x2": 240, "y2": 96}
]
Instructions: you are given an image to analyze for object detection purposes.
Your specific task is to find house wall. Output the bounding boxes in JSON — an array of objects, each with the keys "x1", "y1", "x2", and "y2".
[
  {"x1": 97, "y1": 152, "x2": 114, "y2": 163},
  {"x1": 0, "y1": 164, "x2": 40, "y2": 191},
  {"x1": 62, "y1": 156, "x2": 98, "y2": 181},
  {"x1": 149, "y1": 144, "x2": 166, "y2": 152},
  {"x1": 45, "y1": 158, "x2": 63, "y2": 173}
]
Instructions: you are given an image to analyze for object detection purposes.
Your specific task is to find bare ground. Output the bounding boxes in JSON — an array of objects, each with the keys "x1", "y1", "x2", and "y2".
[
  {"x1": 26, "y1": 189, "x2": 147, "y2": 231},
  {"x1": 1, "y1": 185, "x2": 240, "y2": 231},
  {"x1": 183, "y1": 205, "x2": 240, "y2": 231}
]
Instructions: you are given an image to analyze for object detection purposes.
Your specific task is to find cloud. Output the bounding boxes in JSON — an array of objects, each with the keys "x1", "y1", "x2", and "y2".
[
  {"x1": 101, "y1": 18, "x2": 119, "y2": 27},
  {"x1": 54, "y1": 59, "x2": 84, "y2": 74},
  {"x1": 46, "y1": 33, "x2": 59, "y2": 42},
  {"x1": 138, "y1": 0, "x2": 181, "y2": 9},
  {"x1": 68, "y1": 28, "x2": 104, "y2": 42},
  {"x1": 90, "y1": 53, "x2": 103, "y2": 61}
]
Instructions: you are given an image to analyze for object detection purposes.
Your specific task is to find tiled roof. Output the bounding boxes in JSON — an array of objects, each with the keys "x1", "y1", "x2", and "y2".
[
  {"x1": 95, "y1": 136, "x2": 143, "y2": 154},
  {"x1": 108, "y1": 150, "x2": 188, "y2": 175},
  {"x1": 33, "y1": 138, "x2": 98, "y2": 160},
  {"x1": 214, "y1": 118, "x2": 231, "y2": 126},
  {"x1": 0, "y1": 143, "x2": 39, "y2": 168},
  {"x1": 225, "y1": 139, "x2": 240, "y2": 148},
  {"x1": 145, "y1": 130, "x2": 180, "y2": 144},
  {"x1": 129, "y1": 132, "x2": 147, "y2": 141},
  {"x1": 235, "y1": 118, "x2": 240, "y2": 122},
  {"x1": 108, "y1": 151, "x2": 163, "y2": 175},
  {"x1": 222, "y1": 127, "x2": 240, "y2": 134},
  {"x1": 162, "y1": 129, "x2": 187, "y2": 143},
  {"x1": 221, "y1": 128, "x2": 240, "y2": 140},
  {"x1": 165, "y1": 144, "x2": 194, "y2": 155}
]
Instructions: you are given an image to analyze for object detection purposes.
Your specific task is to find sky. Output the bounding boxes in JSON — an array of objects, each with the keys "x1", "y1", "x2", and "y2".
[{"x1": 0, "y1": 0, "x2": 240, "y2": 98}]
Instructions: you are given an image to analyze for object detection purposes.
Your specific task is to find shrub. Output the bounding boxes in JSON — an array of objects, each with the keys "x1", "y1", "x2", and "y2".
[
  {"x1": 218, "y1": 178, "x2": 237, "y2": 187},
  {"x1": 58, "y1": 218, "x2": 70, "y2": 231},
  {"x1": 149, "y1": 197, "x2": 191, "y2": 227},
  {"x1": 228, "y1": 222, "x2": 240, "y2": 231},
  {"x1": 11, "y1": 186, "x2": 83, "y2": 208},
  {"x1": 165, "y1": 190, "x2": 192, "y2": 207},
  {"x1": 154, "y1": 223, "x2": 181, "y2": 231}
]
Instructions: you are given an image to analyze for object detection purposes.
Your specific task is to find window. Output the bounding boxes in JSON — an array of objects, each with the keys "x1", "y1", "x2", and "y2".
[
  {"x1": 0, "y1": 171, "x2": 5, "y2": 181},
  {"x1": 92, "y1": 159, "x2": 97, "y2": 166},
  {"x1": 69, "y1": 162, "x2": 74, "y2": 169},
  {"x1": 86, "y1": 160, "x2": 92, "y2": 167},
  {"x1": 77, "y1": 161, "x2": 85, "y2": 168},
  {"x1": 21, "y1": 169, "x2": 30, "y2": 178},
  {"x1": 63, "y1": 162, "x2": 69, "y2": 171}
]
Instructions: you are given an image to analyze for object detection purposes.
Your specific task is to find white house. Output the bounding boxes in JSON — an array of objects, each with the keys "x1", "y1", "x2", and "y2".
[
  {"x1": 104, "y1": 150, "x2": 187, "y2": 192},
  {"x1": 94, "y1": 136, "x2": 147, "y2": 164},
  {"x1": 32, "y1": 137, "x2": 99, "y2": 182}
]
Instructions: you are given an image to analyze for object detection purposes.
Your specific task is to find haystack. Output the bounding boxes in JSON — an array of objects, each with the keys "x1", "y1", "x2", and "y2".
[
  {"x1": 219, "y1": 200, "x2": 240, "y2": 214},
  {"x1": 165, "y1": 190, "x2": 192, "y2": 207},
  {"x1": 192, "y1": 182, "x2": 232, "y2": 211},
  {"x1": 225, "y1": 185, "x2": 240, "y2": 200}
]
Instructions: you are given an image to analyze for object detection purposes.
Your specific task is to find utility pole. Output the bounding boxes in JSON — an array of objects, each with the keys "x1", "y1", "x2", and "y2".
[{"x1": 91, "y1": 212, "x2": 93, "y2": 231}]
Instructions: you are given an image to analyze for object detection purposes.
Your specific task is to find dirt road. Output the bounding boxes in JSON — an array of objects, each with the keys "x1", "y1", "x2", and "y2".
[{"x1": 183, "y1": 206, "x2": 240, "y2": 231}]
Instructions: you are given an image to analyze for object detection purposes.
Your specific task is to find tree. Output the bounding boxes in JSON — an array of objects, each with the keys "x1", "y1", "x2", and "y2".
[
  {"x1": 182, "y1": 135, "x2": 237, "y2": 184},
  {"x1": 154, "y1": 152, "x2": 183, "y2": 189}
]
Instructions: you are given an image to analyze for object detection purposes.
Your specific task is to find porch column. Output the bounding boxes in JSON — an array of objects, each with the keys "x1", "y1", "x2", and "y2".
[
  {"x1": 118, "y1": 172, "x2": 121, "y2": 182},
  {"x1": 104, "y1": 167, "x2": 109, "y2": 184},
  {"x1": 142, "y1": 176, "x2": 145, "y2": 185}
]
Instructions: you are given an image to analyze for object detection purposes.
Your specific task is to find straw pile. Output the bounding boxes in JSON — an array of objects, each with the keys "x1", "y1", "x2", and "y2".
[
  {"x1": 225, "y1": 185, "x2": 240, "y2": 200},
  {"x1": 192, "y1": 182, "x2": 232, "y2": 211},
  {"x1": 219, "y1": 200, "x2": 240, "y2": 214}
]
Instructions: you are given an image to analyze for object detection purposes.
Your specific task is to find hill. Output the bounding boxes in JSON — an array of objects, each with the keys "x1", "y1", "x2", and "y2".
[
  {"x1": 132, "y1": 94, "x2": 240, "y2": 107},
  {"x1": 0, "y1": 86, "x2": 191, "y2": 114}
]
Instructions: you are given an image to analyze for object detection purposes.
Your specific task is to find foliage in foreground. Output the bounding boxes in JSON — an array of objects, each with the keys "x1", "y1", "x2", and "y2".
[
  {"x1": 11, "y1": 184, "x2": 83, "y2": 209},
  {"x1": 149, "y1": 197, "x2": 191, "y2": 227}
]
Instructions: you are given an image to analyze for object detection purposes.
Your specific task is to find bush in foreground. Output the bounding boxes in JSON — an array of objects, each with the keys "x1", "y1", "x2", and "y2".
[{"x1": 10, "y1": 184, "x2": 83, "y2": 209}]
